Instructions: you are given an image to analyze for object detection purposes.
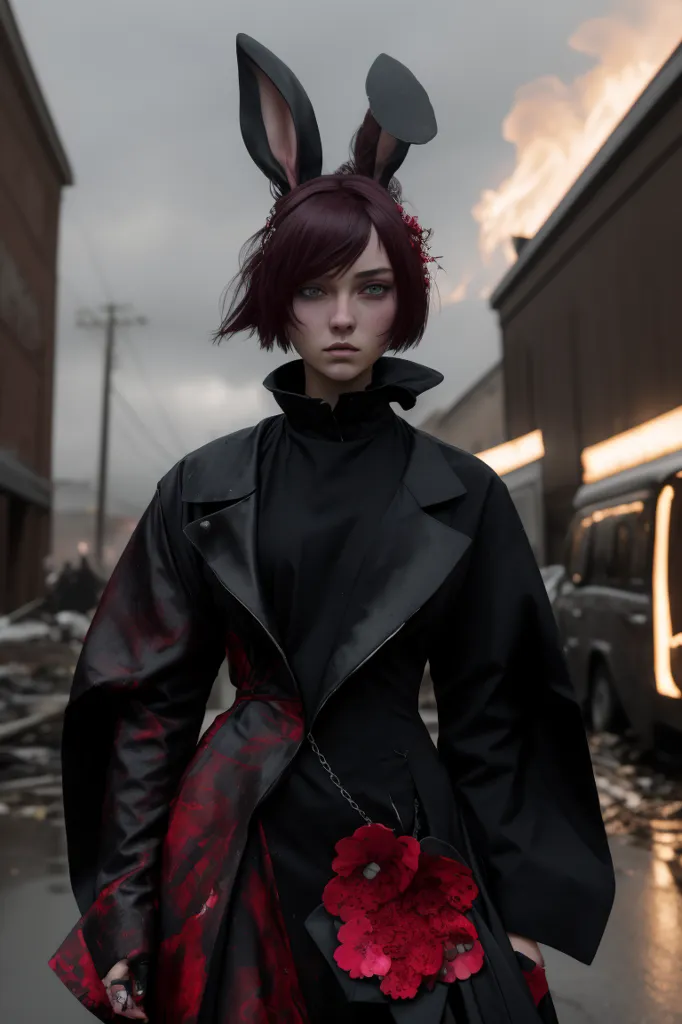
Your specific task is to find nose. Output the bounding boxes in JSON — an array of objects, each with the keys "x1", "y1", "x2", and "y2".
[{"x1": 329, "y1": 294, "x2": 355, "y2": 334}]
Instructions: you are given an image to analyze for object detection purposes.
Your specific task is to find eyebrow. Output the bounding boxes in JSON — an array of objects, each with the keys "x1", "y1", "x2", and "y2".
[
  {"x1": 312, "y1": 266, "x2": 394, "y2": 285},
  {"x1": 353, "y1": 267, "x2": 394, "y2": 279}
]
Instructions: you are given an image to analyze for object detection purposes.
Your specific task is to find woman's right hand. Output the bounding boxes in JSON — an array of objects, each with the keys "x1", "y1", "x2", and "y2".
[{"x1": 101, "y1": 959, "x2": 148, "y2": 1020}]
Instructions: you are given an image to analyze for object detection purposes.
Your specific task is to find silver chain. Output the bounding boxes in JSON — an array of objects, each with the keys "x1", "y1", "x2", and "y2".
[{"x1": 307, "y1": 732, "x2": 373, "y2": 825}]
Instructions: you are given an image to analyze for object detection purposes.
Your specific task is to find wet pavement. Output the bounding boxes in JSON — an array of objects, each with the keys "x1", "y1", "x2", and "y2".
[{"x1": 2, "y1": 692, "x2": 682, "y2": 1021}]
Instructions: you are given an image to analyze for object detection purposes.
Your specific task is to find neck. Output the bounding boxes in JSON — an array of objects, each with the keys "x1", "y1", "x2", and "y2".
[{"x1": 303, "y1": 363, "x2": 373, "y2": 409}]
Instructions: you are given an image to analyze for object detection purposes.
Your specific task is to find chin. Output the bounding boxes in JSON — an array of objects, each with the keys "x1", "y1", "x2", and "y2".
[{"x1": 319, "y1": 359, "x2": 370, "y2": 382}]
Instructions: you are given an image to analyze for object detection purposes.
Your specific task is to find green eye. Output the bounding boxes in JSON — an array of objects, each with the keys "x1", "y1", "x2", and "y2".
[
  {"x1": 299, "y1": 285, "x2": 324, "y2": 299},
  {"x1": 363, "y1": 283, "x2": 391, "y2": 296}
]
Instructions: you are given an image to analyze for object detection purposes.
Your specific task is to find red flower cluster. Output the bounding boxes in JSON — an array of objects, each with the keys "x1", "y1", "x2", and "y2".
[
  {"x1": 395, "y1": 204, "x2": 438, "y2": 285},
  {"x1": 322, "y1": 824, "x2": 484, "y2": 1000}
]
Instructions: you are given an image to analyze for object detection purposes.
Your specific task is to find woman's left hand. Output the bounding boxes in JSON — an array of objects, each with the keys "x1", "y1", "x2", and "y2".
[{"x1": 506, "y1": 932, "x2": 544, "y2": 967}]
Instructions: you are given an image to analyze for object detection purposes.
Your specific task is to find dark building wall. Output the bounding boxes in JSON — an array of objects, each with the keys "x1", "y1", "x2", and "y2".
[
  {"x1": 0, "y1": 8, "x2": 71, "y2": 612},
  {"x1": 495, "y1": 85, "x2": 682, "y2": 562}
]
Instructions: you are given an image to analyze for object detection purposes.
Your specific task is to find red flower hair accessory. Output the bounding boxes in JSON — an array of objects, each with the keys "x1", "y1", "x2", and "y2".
[
  {"x1": 323, "y1": 823, "x2": 484, "y2": 1001},
  {"x1": 260, "y1": 201, "x2": 439, "y2": 288},
  {"x1": 395, "y1": 204, "x2": 440, "y2": 286}
]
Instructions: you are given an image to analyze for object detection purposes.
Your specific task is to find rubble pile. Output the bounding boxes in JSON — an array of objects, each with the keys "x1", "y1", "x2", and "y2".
[
  {"x1": 0, "y1": 613, "x2": 86, "y2": 821},
  {"x1": 591, "y1": 731, "x2": 682, "y2": 885}
]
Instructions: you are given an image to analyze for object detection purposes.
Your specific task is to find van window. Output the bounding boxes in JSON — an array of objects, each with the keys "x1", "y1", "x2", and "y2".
[
  {"x1": 567, "y1": 517, "x2": 590, "y2": 584},
  {"x1": 630, "y1": 512, "x2": 652, "y2": 589},
  {"x1": 588, "y1": 518, "x2": 615, "y2": 586},
  {"x1": 577, "y1": 502, "x2": 651, "y2": 590},
  {"x1": 610, "y1": 520, "x2": 633, "y2": 585}
]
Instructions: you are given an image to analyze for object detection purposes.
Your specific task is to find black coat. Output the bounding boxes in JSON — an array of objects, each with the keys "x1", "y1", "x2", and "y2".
[{"x1": 49, "y1": 415, "x2": 615, "y2": 1024}]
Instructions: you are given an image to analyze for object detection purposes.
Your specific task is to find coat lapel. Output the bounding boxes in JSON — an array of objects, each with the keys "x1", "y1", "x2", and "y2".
[
  {"x1": 182, "y1": 419, "x2": 285, "y2": 657},
  {"x1": 313, "y1": 431, "x2": 471, "y2": 721},
  {"x1": 180, "y1": 423, "x2": 471, "y2": 715}
]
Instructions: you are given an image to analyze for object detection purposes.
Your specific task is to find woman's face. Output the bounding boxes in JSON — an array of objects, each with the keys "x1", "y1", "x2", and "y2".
[{"x1": 288, "y1": 226, "x2": 396, "y2": 388}]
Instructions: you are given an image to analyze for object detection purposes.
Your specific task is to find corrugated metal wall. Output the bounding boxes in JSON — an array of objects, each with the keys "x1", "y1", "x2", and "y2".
[{"x1": 496, "y1": 91, "x2": 682, "y2": 561}]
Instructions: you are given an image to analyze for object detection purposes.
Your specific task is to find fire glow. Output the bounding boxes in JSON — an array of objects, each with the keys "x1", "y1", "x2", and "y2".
[
  {"x1": 580, "y1": 500, "x2": 644, "y2": 529},
  {"x1": 473, "y1": 1, "x2": 682, "y2": 264},
  {"x1": 476, "y1": 429, "x2": 544, "y2": 477},
  {"x1": 442, "y1": 273, "x2": 472, "y2": 306},
  {"x1": 653, "y1": 485, "x2": 681, "y2": 699},
  {"x1": 581, "y1": 405, "x2": 682, "y2": 483}
]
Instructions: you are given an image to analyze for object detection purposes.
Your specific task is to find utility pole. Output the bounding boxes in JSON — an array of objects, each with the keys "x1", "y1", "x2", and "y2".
[{"x1": 77, "y1": 304, "x2": 147, "y2": 569}]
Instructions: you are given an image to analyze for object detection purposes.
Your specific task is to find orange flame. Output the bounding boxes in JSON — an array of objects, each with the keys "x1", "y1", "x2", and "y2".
[
  {"x1": 473, "y1": 1, "x2": 682, "y2": 264},
  {"x1": 442, "y1": 273, "x2": 472, "y2": 306}
]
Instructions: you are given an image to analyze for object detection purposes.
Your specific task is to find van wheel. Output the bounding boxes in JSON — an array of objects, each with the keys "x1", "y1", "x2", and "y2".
[{"x1": 589, "y1": 664, "x2": 625, "y2": 734}]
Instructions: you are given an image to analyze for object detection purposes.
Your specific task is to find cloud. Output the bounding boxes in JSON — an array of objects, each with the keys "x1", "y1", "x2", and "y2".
[{"x1": 12, "y1": 0, "x2": 604, "y2": 506}]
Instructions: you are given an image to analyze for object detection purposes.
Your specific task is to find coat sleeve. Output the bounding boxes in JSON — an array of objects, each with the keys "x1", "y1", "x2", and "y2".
[
  {"x1": 61, "y1": 474, "x2": 226, "y2": 979},
  {"x1": 429, "y1": 471, "x2": 614, "y2": 965}
]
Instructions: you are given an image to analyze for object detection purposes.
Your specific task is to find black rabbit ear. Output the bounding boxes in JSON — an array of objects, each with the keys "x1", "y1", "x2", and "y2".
[
  {"x1": 352, "y1": 53, "x2": 437, "y2": 187},
  {"x1": 236, "y1": 34, "x2": 323, "y2": 195}
]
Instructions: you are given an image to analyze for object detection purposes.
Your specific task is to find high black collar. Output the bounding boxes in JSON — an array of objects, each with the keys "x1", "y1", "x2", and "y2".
[
  {"x1": 181, "y1": 418, "x2": 467, "y2": 509},
  {"x1": 262, "y1": 357, "x2": 444, "y2": 441}
]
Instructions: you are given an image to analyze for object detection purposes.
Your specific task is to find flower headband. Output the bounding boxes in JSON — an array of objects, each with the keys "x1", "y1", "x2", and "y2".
[
  {"x1": 262, "y1": 200, "x2": 439, "y2": 288},
  {"x1": 395, "y1": 204, "x2": 440, "y2": 285}
]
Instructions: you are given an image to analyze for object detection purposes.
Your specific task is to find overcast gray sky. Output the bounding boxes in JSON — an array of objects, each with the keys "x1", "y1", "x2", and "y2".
[{"x1": 14, "y1": 0, "x2": 617, "y2": 511}]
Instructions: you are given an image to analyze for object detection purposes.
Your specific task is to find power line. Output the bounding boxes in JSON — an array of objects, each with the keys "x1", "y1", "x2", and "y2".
[
  {"x1": 67, "y1": 201, "x2": 114, "y2": 304},
  {"x1": 112, "y1": 384, "x2": 180, "y2": 470},
  {"x1": 111, "y1": 400, "x2": 176, "y2": 487},
  {"x1": 118, "y1": 328, "x2": 191, "y2": 457}
]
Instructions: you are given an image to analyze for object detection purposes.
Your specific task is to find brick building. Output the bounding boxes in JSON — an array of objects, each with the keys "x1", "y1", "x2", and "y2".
[{"x1": 0, "y1": 0, "x2": 72, "y2": 612}]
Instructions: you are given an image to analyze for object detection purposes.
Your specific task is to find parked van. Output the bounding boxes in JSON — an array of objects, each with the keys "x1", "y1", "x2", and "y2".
[{"x1": 554, "y1": 450, "x2": 682, "y2": 749}]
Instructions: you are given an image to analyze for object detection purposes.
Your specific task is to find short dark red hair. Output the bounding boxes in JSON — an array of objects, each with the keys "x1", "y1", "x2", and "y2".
[{"x1": 215, "y1": 175, "x2": 430, "y2": 352}]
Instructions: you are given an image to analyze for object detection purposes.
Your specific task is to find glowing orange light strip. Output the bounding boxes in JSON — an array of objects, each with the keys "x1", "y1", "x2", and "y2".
[
  {"x1": 476, "y1": 429, "x2": 544, "y2": 477},
  {"x1": 580, "y1": 500, "x2": 644, "y2": 528},
  {"x1": 653, "y1": 485, "x2": 681, "y2": 700},
  {"x1": 582, "y1": 406, "x2": 682, "y2": 484}
]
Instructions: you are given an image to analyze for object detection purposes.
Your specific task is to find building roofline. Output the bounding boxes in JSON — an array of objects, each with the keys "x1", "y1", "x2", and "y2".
[
  {"x1": 490, "y1": 41, "x2": 682, "y2": 309},
  {"x1": 434, "y1": 360, "x2": 502, "y2": 426},
  {"x1": 0, "y1": 0, "x2": 73, "y2": 185}
]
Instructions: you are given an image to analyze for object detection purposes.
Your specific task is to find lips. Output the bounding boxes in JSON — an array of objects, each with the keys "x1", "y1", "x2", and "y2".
[{"x1": 325, "y1": 344, "x2": 358, "y2": 352}]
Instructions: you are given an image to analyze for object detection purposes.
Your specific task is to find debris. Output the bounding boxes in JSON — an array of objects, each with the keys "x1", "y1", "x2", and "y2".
[
  {"x1": 0, "y1": 773, "x2": 61, "y2": 794},
  {"x1": 658, "y1": 801, "x2": 682, "y2": 819},
  {"x1": 32, "y1": 786, "x2": 63, "y2": 799},
  {"x1": 54, "y1": 610, "x2": 91, "y2": 642},
  {"x1": 0, "y1": 664, "x2": 27, "y2": 679},
  {"x1": 18, "y1": 805, "x2": 48, "y2": 821},
  {"x1": 0, "y1": 619, "x2": 53, "y2": 643},
  {"x1": 594, "y1": 775, "x2": 644, "y2": 811},
  {"x1": 0, "y1": 699, "x2": 67, "y2": 742},
  {"x1": 0, "y1": 746, "x2": 52, "y2": 767}
]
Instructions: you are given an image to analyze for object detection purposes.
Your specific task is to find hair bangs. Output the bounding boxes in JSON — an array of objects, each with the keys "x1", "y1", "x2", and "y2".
[{"x1": 216, "y1": 175, "x2": 430, "y2": 351}]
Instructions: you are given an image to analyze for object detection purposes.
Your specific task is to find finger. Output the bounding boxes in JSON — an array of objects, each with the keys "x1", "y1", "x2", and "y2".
[
  {"x1": 107, "y1": 981, "x2": 140, "y2": 1017},
  {"x1": 105, "y1": 961, "x2": 131, "y2": 984},
  {"x1": 109, "y1": 990, "x2": 147, "y2": 1020}
]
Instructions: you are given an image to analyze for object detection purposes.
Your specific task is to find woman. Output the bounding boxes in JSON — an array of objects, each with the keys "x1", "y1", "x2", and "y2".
[{"x1": 50, "y1": 34, "x2": 614, "y2": 1024}]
